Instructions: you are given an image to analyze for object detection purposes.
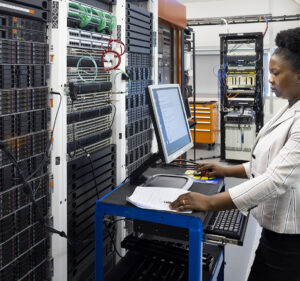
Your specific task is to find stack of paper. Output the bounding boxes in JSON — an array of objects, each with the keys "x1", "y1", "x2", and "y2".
[{"x1": 127, "y1": 186, "x2": 191, "y2": 213}]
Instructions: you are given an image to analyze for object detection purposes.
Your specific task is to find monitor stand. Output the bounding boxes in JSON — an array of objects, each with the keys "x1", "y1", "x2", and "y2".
[
  {"x1": 129, "y1": 153, "x2": 193, "y2": 190},
  {"x1": 143, "y1": 174, "x2": 193, "y2": 190}
]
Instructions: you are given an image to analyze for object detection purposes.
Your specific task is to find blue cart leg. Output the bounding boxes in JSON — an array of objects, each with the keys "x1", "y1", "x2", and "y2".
[
  {"x1": 189, "y1": 222, "x2": 203, "y2": 281},
  {"x1": 95, "y1": 207, "x2": 104, "y2": 281}
]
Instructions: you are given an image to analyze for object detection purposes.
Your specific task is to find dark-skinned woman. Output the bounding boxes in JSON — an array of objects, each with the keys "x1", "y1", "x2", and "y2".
[{"x1": 170, "y1": 27, "x2": 300, "y2": 281}]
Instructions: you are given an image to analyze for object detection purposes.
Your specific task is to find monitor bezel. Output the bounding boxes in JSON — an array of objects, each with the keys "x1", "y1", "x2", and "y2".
[{"x1": 148, "y1": 84, "x2": 194, "y2": 164}]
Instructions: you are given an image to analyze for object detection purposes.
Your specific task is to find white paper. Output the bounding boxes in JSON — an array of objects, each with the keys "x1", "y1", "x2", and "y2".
[{"x1": 127, "y1": 186, "x2": 191, "y2": 213}]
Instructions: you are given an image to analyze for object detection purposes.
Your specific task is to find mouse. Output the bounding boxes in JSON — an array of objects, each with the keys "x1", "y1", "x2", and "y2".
[{"x1": 193, "y1": 169, "x2": 212, "y2": 177}]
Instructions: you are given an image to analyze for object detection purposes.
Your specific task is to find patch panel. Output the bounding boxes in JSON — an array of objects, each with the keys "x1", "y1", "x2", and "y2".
[
  {"x1": 67, "y1": 67, "x2": 111, "y2": 84},
  {"x1": 68, "y1": 29, "x2": 111, "y2": 50},
  {"x1": 69, "y1": 139, "x2": 112, "y2": 160},
  {"x1": 68, "y1": 28, "x2": 111, "y2": 41},
  {"x1": 67, "y1": 47, "x2": 105, "y2": 59},
  {"x1": 67, "y1": 105, "x2": 112, "y2": 124},
  {"x1": 67, "y1": 92, "x2": 111, "y2": 113},
  {"x1": 67, "y1": 116, "x2": 111, "y2": 142},
  {"x1": 67, "y1": 129, "x2": 112, "y2": 154}
]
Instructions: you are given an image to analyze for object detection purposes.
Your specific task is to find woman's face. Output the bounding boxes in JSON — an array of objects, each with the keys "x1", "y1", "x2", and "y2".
[{"x1": 269, "y1": 54, "x2": 300, "y2": 101}]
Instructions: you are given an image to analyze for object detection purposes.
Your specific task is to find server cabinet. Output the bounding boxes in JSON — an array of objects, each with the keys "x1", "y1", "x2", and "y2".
[{"x1": 219, "y1": 33, "x2": 264, "y2": 161}]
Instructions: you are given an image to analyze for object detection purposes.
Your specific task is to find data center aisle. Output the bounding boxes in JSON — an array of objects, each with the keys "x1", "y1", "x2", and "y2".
[{"x1": 187, "y1": 144, "x2": 262, "y2": 281}]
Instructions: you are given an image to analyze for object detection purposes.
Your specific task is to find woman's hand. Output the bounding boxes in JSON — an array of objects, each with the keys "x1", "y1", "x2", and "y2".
[
  {"x1": 169, "y1": 191, "x2": 236, "y2": 212},
  {"x1": 169, "y1": 192, "x2": 211, "y2": 212},
  {"x1": 196, "y1": 163, "x2": 228, "y2": 178},
  {"x1": 196, "y1": 163, "x2": 248, "y2": 179}
]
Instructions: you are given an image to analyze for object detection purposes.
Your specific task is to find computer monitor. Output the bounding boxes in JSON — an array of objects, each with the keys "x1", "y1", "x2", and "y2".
[{"x1": 147, "y1": 84, "x2": 194, "y2": 164}]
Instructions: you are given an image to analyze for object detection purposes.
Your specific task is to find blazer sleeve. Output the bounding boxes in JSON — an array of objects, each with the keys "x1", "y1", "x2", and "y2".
[
  {"x1": 228, "y1": 116, "x2": 300, "y2": 216},
  {"x1": 242, "y1": 162, "x2": 251, "y2": 178}
]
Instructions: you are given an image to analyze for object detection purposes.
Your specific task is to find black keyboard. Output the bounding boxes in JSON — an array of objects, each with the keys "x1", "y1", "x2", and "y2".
[{"x1": 206, "y1": 209, "x2": 245, "y2": 239}]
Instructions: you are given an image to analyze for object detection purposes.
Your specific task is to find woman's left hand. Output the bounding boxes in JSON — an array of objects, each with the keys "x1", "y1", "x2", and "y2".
[{"x1": 169, "y1": 192, "x2": 211, "y2": 212}]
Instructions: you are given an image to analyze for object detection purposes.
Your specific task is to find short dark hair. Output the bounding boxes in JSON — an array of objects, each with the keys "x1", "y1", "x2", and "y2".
[{"x1": 273, "y1": 27, "x2": 300, "y2": 71}]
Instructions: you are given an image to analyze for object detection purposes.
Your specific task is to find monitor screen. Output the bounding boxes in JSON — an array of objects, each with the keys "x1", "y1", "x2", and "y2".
[{"x1": 148, "y1": 84, "x2": 193, "y2": 163}]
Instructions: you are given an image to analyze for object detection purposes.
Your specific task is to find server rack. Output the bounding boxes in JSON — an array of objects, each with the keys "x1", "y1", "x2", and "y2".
[
  {"x1": 49, "y1": 1, "x2": 118, "y2": 280},
  {"x1": 66, "y1": 1, "x2": 117, "y2": 280},
  {"x1": 219, "y1": 32, "x2": 264, "y2": 161},
  {"x1": 125, "y1": 2, "x2": 154, "y2": 176},
  {"x1": 158, "y1": 25, "x2": 172, "y2": 84},
  {"x1": 0, "y1": 1, "x2": 51, "y2": 280}
]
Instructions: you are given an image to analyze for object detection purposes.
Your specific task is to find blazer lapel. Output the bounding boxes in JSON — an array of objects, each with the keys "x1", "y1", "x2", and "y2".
[
  {"x1": 251, "y1": 103, "x2": 289, "y2": 151},
  {"x1": 263, "y1": 104, "x2": 294, "y2": 134},
  {"x1": 250, "y1": 100, "x2": 300, "y2": 153}
]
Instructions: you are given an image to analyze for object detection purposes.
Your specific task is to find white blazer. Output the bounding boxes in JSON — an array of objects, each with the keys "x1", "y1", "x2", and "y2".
[{"x1": 228, "y1": 100, "x2": 300, "y2": 234}]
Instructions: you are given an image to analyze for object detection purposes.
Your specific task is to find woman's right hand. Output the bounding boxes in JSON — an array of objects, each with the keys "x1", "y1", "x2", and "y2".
[{"x1": 196, "y1": 163, "x2": 228, "y2": 178}]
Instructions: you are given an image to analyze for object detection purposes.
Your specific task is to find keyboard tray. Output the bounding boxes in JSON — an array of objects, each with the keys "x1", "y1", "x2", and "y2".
[{"x1": 203, "y1": 209, "x2": 249, "y2": 246}]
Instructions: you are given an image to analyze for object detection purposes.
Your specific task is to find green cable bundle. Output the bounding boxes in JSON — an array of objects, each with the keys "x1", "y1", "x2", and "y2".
[{"x1": 68, "y1": 1, "x2": 116, "y2": 33}]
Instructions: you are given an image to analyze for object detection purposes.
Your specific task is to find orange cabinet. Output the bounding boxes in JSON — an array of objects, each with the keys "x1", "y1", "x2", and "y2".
[{"x1": 190, "y1": 101, "x2": 218, "y2": 145}]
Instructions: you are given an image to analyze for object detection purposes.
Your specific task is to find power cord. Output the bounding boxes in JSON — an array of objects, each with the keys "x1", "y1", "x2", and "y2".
[
  {"x1": 0, "y1": 91, "x2": 97, "y2": 245},
  {"x1": 109, "y1": 102, "x2": 116, "y2": 130},
  {"x1": 103, "y1": 218, "x2": 127, "y2": 258},
  {"x1": 0, "y1": 141, "x2": 69, "y2": 240},
  {"x1": 77, "y1": 144, "x2": 125, "y2": 258}
]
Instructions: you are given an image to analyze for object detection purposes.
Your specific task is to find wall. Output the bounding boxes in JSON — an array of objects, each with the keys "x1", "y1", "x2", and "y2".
[
  {"x1": 182, "y1": 0, "x2": 300, "y2": 119},
  {"x1": 181, "y1": 1, "x2": 300, "y2": 281}
]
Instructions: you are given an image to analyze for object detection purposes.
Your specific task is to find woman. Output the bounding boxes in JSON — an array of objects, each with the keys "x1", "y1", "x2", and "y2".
[{"x1": 170, "y1": 27, "x2": 300, "y2": 281}]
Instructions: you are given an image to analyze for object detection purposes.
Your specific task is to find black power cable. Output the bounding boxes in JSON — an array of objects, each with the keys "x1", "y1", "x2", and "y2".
[
  {"x1": 77, "y1": 143, "x2": 124, "y2": 258},
  {"x1": 0, "y1": 140, "x2": 98, "y2": 246},
  {"x1": 0, "y1": 91, "x2": 97, "y2": 245},
  {"x1": 109, "y1": 102, "x2": 116, "y2": 129},
  {"x1": 0, "y1": 141, "x2": 68, "y2": 239}
]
